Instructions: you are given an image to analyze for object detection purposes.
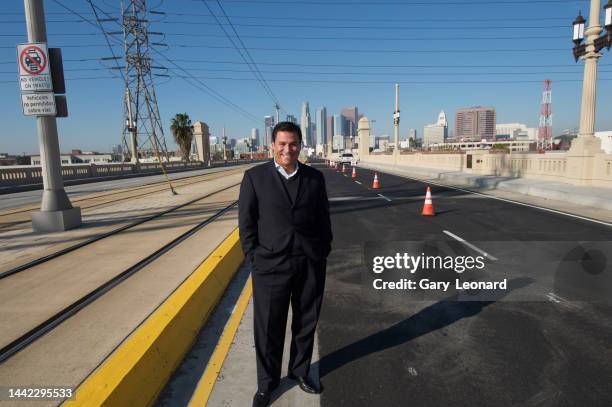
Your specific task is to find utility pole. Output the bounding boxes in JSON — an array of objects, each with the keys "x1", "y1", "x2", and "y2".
[
  {"x1": 222, "y1": 126, "x2": 228, "y2": 161},
  {"x1": 24, "y1": 0, "x2": 81, "y2": 232},
  {"x1": 393, "y1": 83, "x2": 400, "y2": 155}
]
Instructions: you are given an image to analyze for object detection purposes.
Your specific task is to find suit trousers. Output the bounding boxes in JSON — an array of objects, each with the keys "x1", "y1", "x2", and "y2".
[{"x1": 251, "y1": 254, "x2": 326, "y2": 392}]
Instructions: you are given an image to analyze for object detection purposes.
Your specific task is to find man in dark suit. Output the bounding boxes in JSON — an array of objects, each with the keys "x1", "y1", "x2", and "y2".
[{"x1": 239, "y1": 121, "x2": 332, "y2": 407}]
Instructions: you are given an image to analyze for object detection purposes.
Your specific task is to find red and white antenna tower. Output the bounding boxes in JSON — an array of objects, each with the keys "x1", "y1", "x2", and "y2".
[{"x1": 538, "y1": 80, "x2": 553, "y2": 150}]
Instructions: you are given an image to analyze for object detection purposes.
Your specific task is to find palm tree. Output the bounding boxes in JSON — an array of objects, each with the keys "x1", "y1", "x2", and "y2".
[{"x1": 170, "y1": 113, "x2": 194, "y2": 161}]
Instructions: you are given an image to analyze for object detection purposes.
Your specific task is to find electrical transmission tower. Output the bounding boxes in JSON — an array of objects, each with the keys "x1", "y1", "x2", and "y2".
[
  {"x1": 121, "y1": 0, "x2": 168, "y2": 163},
  {"x1": 537, "y1": 80, "x2": 553, "y2": 151}
]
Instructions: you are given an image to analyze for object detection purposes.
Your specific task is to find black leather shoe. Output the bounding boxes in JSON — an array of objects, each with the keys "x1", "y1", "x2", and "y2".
[
  {"x1": 287, "y1": 373, "x2": 323, "y2": 394},
  {"x1": 252, "y1": 391, "x2": 271, "y2": 407}
]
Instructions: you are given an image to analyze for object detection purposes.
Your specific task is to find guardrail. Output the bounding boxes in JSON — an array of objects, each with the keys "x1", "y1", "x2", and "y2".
[{"x1": 0, "y1": 159, "x2": 262, "y2": 188}]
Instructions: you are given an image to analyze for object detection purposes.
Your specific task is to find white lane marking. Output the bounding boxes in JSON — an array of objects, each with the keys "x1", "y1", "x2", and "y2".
[
  {"x1": 377, "y1": 193, "x2": 392, "y2": 202},
  {"x1": 329, "y1": 196, "x2": 379, "y2": 201},
  {"x1": 545, "y1": 293, "x2": 561, "y2": 303},
  {"x1": 443, "y1": 230, "x2": 499, "y2": 261},
  {"x1": 364, "y1": 167, "x2": 612, "y2": 228},
  {"x1": 354, "y1": 181, "x2": 362, "y2": 185}
]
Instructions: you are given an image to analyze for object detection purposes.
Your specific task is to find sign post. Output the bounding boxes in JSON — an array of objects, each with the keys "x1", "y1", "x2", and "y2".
[{"x1": 21, "y1": 0, "x2": 80, "y2": 232}]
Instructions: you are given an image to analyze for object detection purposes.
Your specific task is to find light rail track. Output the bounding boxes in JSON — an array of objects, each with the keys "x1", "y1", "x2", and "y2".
[
  {"x1": 0, "y1": 186, "x2": 240, "y2": 364},
  {"x1": 0, "y1": 167, "x2": 246, "y2": 231},
  {"x1": 0, "y1": 181, "x2": 241, "y2": 280}
]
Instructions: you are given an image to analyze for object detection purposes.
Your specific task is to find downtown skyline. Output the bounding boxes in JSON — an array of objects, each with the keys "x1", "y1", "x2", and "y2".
[{"x1": 1, "y1": 0, "x2": 611, "y2": 155}]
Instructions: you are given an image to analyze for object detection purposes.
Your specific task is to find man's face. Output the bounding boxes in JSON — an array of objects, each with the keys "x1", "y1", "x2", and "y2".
[{"x1": 272, "y1": 131, "x2": 301, "y2": 168}]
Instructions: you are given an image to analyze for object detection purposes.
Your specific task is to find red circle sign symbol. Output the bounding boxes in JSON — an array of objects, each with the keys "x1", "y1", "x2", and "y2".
[{"x1": 19, "y1": 45, "x2": 47, "y2": 75}]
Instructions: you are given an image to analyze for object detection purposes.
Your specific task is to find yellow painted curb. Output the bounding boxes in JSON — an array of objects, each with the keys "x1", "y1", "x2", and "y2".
[
  {"x1": 188, "y1": 276, "x2": 252, "y2": 406},
  {"x1": 64, "y1": 228, "x2": 244, "y2": 407}
]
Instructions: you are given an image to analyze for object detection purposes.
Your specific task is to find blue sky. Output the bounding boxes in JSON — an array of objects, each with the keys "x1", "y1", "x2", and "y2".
[{"x1": 1, "y1": 0, "x2": 611, "y2": 154}]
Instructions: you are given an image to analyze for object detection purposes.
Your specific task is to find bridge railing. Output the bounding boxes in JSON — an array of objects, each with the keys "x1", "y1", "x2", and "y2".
[{"x1": 0, "y1": 159, "x2": 263, "y2": 187}]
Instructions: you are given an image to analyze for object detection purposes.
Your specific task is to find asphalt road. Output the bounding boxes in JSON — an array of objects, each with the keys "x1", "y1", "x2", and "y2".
[{"x1": 316, "y1": 163, "x2": 612, "y2": 407}]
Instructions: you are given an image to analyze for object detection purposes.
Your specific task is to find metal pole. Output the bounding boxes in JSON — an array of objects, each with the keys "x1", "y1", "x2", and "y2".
[
  {"x1": 125, "y1": 88, "x2": 139, "y2": 163},
  {"x1": 24, "y1": 0, "x2": 81, "y2": 232},
  {"x1": 222, "y1": 126, "x2": 227, "y2": 161},
  {"x1": 275, "y1": 104, "x2": 280, "y2": 124},
  {"x1": 393, "y1": 83, "x2": 400, "y2": 155}
]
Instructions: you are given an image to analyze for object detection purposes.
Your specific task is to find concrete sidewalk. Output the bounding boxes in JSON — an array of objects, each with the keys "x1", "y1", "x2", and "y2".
[
  {"x1": 359, "y1": 162, "x2": 612, "y2": 213},
  {"x1": 205, "y1": 287, "x2": 321, "y2": 407}
]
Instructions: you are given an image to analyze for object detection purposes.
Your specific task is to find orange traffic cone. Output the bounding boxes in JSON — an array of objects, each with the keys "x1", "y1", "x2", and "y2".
[
  {"x1": 351, "y1": 167, "x2": 357, "y2": 178},
  {"x1": 421, "y1": 186, "x2": 435, "y2": 216},
  {"x1": 372, "y1": 173, "x2": 380, "y2": 189}
]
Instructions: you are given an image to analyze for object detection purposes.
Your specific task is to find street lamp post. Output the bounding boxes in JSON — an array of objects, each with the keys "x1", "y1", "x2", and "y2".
[
  {"x1": 571, "y1": 0, "x2": 612, "y2": 153},
  {"x1": 370, "y1": 119, "x2": 377, "y2": 151}
]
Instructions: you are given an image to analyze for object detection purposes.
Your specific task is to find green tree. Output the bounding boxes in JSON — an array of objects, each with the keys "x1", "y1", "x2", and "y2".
[{"x1": 170, "y1": 113, "x2": 194, "y2": 161}]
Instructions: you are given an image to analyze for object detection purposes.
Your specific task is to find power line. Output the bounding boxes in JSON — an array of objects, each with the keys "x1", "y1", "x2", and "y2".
[
  {"x1": 81, "y1": 0, "x2": 261, "y2": 125},
  {"x1": 4, "y1": 76, "x2": 609, "y2": 85},
  {"x1": 161, "y1": 32, "x2": 566, "y2": 41},
  {"x1": 4, "y1": 42, "x2": 569, "y2": 53},
  {"x1": 158, "y1": 21, "x2": 568, "y2": 30},
  {"x1": 0, "y1": 11, "x2": 573, "y2": 21},
  {"x1": 200, "y1": 0, "x2": 283, "y2": 112},
  {"x1": 0, "y1": 32, "x2": 569, "y2": 41},
  {"x1": 213, "y1": 0, "x2": 284, "y2": 116},
  {"x1": 152, "y1": 11, "x2": 573, "y2": 22},
  {"x1": 45, "y1": 0, "x2": 261, "y2": 125},
  {"x1": 84, "y1": 0, "x2": 126, "y2": 82},
  {"x1": 170, "y1": 75, "x2": 612, "y2": 85},
  {"x1": 6, "y1": 67, "x2": 612, "y2": 76},
  {"x1": 0, "y1": 19, "x2": 87, "y2": 23},
  {"x1": 165, "y1": 44, "x2": 569, "y2": 53},
  {"x1": 5, "y1": 56, "x2": 605, "y2": 69},
  {"x1": 202, "y1": 0, "x2": 586, "y2": 4}
]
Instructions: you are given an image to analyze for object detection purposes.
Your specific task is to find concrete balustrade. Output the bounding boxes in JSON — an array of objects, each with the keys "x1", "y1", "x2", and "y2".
[
  {"x1": 354, "y1": 116, "x2": 612, "y2": 189},
  {"x1": 0, "y1": 159, "x2": 260, "y2": 189},
  {"x1": 359, "y1": 149, "x2": 612, "y2": 188}
]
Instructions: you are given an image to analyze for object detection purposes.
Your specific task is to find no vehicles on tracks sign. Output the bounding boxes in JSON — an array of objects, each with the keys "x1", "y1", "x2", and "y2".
[{"x1": 17, "y1": 43, "x2": 52, "y2": 92}]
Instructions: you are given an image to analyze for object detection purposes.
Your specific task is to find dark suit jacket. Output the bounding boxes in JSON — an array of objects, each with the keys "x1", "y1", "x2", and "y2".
[{"x1": 238, "y1": 160, "x2": 333, "y2": 271}]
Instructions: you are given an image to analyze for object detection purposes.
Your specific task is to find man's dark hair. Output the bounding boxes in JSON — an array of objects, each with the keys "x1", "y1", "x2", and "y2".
[{"x1": 272, "y1": 121, "x2": 302, "y2": 143}]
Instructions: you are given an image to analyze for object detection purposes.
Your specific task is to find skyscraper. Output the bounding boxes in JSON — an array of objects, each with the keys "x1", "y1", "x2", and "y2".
[
  {"x1": 315, "y1": 107, "x2": 327, "y2": 146},
  {"x1": 341, "y1": 106, "x2": 358, "y2": 146},
  {"x1": 286, "y1": 114, "x2": 297, "y2": 124},
  {"x1": 333, "y1": 114, "x2": 345, "y2": 151},
  {"x1": 300, "y1": 102, "x2": 312, "y2": 147},
  {"x1": 326, "y1": 116, "x2": 334, "y2": 145},
  {"x1": 454, "y1": 106, "x2": 496, "y2": 141},
  {"x1": 264, "y1": 115, "x2": 275, "y2": 146}
]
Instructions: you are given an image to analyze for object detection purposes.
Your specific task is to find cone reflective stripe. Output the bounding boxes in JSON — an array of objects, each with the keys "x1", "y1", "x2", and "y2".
[
  {"x1": 351, "y1": 167, "x2": 357, "y2": 178},
  {"x1": 421, "y1": 186, "x2": 435, "y2": 216},
  {"x1": 372, "y1": 173, "x2": 380, "y2": 189},
  {"x1": 342, "y1": 164, "x2": 346, "y2": 173}
]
